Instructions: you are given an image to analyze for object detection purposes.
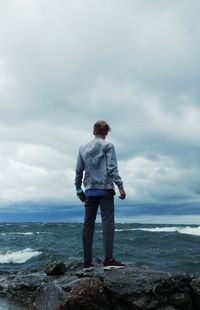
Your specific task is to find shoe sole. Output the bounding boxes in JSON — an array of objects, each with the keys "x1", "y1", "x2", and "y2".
[
  {"x1": 83, "y1": 267, "x2": 95, "y2": 271},
  {"x1": 103, "y1": 265, "x2": 126, "y2": 270}
]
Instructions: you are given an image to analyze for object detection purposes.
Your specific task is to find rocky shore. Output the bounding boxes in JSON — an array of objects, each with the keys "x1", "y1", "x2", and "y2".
[{"x1": 0, "y1": 260, "x2": 200, "y2": 310}]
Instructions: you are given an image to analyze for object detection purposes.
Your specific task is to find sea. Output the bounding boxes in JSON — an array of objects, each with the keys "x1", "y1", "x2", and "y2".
[{"x1": 0, "y1": 222, "x2": 200, "y2": 309}]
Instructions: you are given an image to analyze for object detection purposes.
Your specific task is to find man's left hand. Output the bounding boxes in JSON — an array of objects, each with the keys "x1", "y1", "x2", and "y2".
[{"x1": 119, "y1": 189, "x2": 126, "y2": 200}]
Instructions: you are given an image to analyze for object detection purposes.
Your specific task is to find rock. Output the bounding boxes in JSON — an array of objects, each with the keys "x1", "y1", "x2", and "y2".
[
  {"x1": 34, "y1": 282, "x2": 68, "y2": 310},
  {"x1": 190, "y1": 278, "x2": 200, "y2": 296},
  {"x1": 169, "y1": 292, "x2": 191, "y2": 306},
  {"x1": 0, "y1": 269, "x2": 51, "y2": 307},
  {"x1": 60, "y1": 277, "x2": 93, "y2": 291},
  {"x1": 6, "y1": 273, "x2": 49, "y2": 306},
  {"x1": 190, "y1": 278, "x2": 200, "y2": 309},
  {"x1": 103, "y1": 266, "x2": 197, "y2": 309},
  {"x1": 103, "y1": 266, "x2": 166, "y2": 296},
  {"x1": 60, "y1": 277, "x2": 109, "y2": 310},
  {"x1": 131, "y1": 295, "x2": 159, "y2": 309},
  {"x1": 157, "y1": 306, "x2": 176, "y2": 310},
  {"x1": 44, "y1": 261, "x2": 67, "y2": 276},
  {"x1": 0, "y1": 261, "x2": 200, "y2": 310},
  {"x1": 64, "y1": 260, "x2": 83, "y2": 272}
]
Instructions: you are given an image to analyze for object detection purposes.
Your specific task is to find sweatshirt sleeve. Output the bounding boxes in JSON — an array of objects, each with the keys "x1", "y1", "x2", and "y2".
[
  {"x1": 106, "y1": 143, "x2": 124, "y2": 190},
  {"x1": 75, "y1": 148, "x2": 84, "y2": 189}
]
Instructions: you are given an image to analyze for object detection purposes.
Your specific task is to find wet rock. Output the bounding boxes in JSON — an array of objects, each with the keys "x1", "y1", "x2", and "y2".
[
  {"x1": 64, "y1": 260, "x2": 83, "y2": 272},
  {"x1": 44, "y1": 261, "x2": 67, "y2": 276},
  {"x1": 103, "y1": 266, "x2": 166, "y2": 296},
  {"x1": 56, "y1": 275, "x2": 79, "y2": 291},
  {"x1": 190, "y1": 278, "x2": 200, "y2": 296},
  {"x1": 103, "y1": 267, "x2": 198, "y2": 309},
  {"x1": 60, "y1": 277, "x2": 93, "y2": 291},
  {"x1": 34, "y1": 282, "x2": 68, "y2": 310},
  {"x1": 190, "y1": 278, "x2": 200, "y2": 308},
  {"x1": 169, "y1": 292, "x2": 191, "y2": 306},
  {"x1": 157, "y1": 306, "x2": 176, "y2": 310},
  {"x1": 6, "y1": 273, "x2": 49, "y2": 306},
  {"x1": 60, "y1": 277, "x2": 109, "y2": 310},
  {"x1": 131, "y1": 295, "x2": 159, "y2": 309}
]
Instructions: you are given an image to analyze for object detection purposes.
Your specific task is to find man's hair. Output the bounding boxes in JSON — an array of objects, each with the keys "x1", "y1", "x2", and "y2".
[{"x1": 93, "y1": 120, "x2": 111, "y2": 136}]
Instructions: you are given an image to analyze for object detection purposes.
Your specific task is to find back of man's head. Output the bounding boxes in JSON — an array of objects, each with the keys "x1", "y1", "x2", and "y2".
[{"x1": 93, "y1": 120, "x2": 111, "y2": 136}]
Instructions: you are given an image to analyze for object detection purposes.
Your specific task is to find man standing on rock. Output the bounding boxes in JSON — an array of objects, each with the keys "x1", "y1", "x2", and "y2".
[{"x1": 75, "y1": 120, "x2": 126, "y2": 271}]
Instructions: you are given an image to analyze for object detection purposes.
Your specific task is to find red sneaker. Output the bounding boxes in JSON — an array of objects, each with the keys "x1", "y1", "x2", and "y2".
[
  {"x1": 103, "y1": 258, "x2": 126, "y2": 270},
  {"x1": 83, "y1": 262, "x2": 95, "y2": 271}
]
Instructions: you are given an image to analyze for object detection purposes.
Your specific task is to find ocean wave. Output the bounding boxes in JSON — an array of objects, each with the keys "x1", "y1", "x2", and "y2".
[
  {"x1": 137, "y1": 227, "x2": 178, "y2": 233},
  {"x1": 115, "y1": 227, "x2": 177, "y2": 233},
  {"x1": 115, "y1": 226, "x2": 200, "y2": 236},
  {"x1": 0, "y1": 232, "x2": 34, "y2": 236},
  {"x1": 178, "y1": 226, "x2": 200, "y2": 236},
  {"x1": 0, "y1": 248, "x2": 42, "y2": 264},
  {"x1": 0, "y1": 232, "x2": 41, "y2": 236},
  {"x1": 16, "y1": 232, "x2": 34, "y2": 235}
]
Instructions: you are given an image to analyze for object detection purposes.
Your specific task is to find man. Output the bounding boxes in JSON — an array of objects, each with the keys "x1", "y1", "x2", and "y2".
[{"x1": 75, "y1": 120, "x2": 126, "y2": 271}]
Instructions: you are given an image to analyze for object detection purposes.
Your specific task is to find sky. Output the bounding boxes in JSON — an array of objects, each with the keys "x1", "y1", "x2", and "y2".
[{"x1": 0, "y1": 0, "x2": 200, "y2": 223}]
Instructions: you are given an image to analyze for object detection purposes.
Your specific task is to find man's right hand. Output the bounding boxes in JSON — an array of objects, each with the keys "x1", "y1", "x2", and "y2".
[
  {"x1": 76, "y1": 188, "x2": 86, "y2": 202},
  {"x1": 119, "y1": 189, "x2": 126, "y2": 200}
]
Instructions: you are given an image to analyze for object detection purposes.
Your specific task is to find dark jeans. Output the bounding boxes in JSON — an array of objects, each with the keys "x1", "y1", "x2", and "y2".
[{"x1": 82, "y1": 195, "x2": 115, "y2": 263}]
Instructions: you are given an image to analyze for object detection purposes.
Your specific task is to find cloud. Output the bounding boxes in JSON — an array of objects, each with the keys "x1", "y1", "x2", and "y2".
[
  {"x1": 119, "y1": 154, "x2": 200, "y2": 203},
  {"x1": 0, "y1": 0, "x2": 200, "y2": 217},
  {"x1": 0, "y1": 142, "x2": 74, "y2": 203}
]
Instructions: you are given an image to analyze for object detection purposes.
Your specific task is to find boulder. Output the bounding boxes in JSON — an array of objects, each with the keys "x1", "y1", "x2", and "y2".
[{"x1": 44, "y1": 261, "x2": 67, "y2": 276}]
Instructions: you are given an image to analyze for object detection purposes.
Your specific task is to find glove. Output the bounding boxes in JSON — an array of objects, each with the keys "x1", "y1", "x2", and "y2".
[{"x1": 76, "y1": 188, "x2": 86, "y2": 202}]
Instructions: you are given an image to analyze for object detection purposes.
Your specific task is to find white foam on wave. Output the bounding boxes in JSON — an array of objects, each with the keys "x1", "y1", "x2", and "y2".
[
  {"x1": 16, "y1": 232, "x2": 34, "y2": 235},
  {"x1": 115, "y1": 226, "x2": 200, "y2": 236},
  {"x1": 138, "y1": 227, "x2": 178, "y2": 233},
  {"x1": 0, "y1": 232, "x2": 41, "y2": 236},
  {"x1": 178, "y1": 226, "x2": 200, "y2": 236},
  {"x1": 0, "y1": 248, "x2": 42, "y2": 264},
  {"x1": 115, "y1": 227, "x2": 178, "y2": 233}
]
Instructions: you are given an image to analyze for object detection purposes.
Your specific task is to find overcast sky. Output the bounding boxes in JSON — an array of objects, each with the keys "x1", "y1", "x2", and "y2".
[{"x1": 0, "y1": 0, "x2": 200, "y2": 221}]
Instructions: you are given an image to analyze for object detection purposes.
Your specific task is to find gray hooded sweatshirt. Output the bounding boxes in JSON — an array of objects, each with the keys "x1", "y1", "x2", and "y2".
[{"x1": 75, "y1": 137, "x2": 124, "y2": 191}]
